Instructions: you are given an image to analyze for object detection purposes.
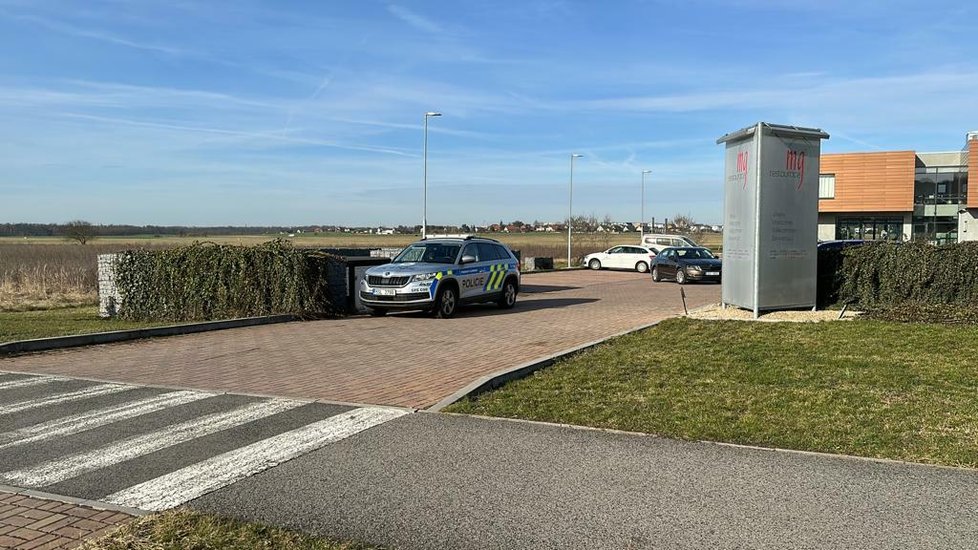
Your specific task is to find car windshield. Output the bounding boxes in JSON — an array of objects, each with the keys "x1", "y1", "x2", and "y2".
[
  {"x1": 675, "y1": 247, "x2": 715, "y2": 259},
  {"x1": 392, "y1": 243, "x2": 461, "y2": 264}
]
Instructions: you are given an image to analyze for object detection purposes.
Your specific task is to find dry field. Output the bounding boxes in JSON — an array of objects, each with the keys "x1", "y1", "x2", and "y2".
[{"x1": 0, "y1": 231, "x2": 721, "y2": 311}]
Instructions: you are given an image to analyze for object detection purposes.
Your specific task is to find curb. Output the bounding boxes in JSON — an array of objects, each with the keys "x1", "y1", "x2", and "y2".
[
  {"x1": 433, "y1": 412, "x2": 978, "y2": 474},
  {"x1": 0, "y1": 483, "x2": 148, "y2": 517},
  {"x1": 0, "y1": 315, "x2": 300, "y2": 355},
  {"x1": 427, "y1": 318, "x2": 666, "y2": 412}
]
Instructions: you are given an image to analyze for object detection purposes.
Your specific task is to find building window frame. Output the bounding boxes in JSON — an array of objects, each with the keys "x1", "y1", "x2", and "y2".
[{"x1": 818, "y1": 174, "x2": 835, "y2": 200}]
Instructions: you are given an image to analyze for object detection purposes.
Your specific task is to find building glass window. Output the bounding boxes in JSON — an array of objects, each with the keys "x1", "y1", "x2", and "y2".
[
  {"x1": 818, "y1": 174, "x2": 835, "y2": 199},
  {"x1": 913, "y1": 166, "x2": 967, "y2": 205},
  {"x1": 836, "y1": 217, "x2": 904, "y2": 241}
]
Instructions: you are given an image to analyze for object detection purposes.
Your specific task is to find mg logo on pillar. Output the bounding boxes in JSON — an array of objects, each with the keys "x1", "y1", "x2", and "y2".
[
  {"x1": 736, "y1": 150, "x2": 749, "y2": 189},
  {"x1": 786, "y1": 149, "x2": 805, "y2": 189}
]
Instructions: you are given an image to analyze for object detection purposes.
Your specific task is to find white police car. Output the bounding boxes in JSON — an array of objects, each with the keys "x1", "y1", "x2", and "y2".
[{"x1": 360, "y1": 235, "x2": 521, "y2": 318}]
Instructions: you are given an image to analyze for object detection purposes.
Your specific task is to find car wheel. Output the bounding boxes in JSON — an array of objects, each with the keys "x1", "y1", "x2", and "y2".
[
  {"x1": 588, "y1": 259, "x2": 602, "y2": 270},
  {"x1": 434, "y1": 286, "x2": 458, "y2": 318},
  {"x1": 368, "y1": 308, "x2": 388, "y2": 317},
  {"x1": 635, "y1": 261, "x2": 649, "y2": 273},
  {"x1": 651, "y1": 266, "x2": 661, "y2": 282},
  {"x1": 498, "y1": 279, "x2": 517, "y2": 309},
  {"x1": 675, "y1": 268, "x2": 687, "y2": 285}
]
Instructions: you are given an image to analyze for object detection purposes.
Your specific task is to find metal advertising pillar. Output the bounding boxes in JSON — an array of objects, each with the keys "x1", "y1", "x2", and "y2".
[{"x1": 716, "y1": 122, "x2": 829, "y2": 318}]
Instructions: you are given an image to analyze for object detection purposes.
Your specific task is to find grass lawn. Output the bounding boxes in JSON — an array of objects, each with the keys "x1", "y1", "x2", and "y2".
[
  {"x1": 0, "y1": 306, "x2": 168, "y2": 343},
  {"x1": 81, "y1": 508, "x2": 375, "y2": 550},
  {"x1": 447, "y1": 318, "x2": 978, "y2": 468}
]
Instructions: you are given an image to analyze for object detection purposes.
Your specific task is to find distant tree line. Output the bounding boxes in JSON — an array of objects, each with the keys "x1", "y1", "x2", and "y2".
[{"x1": 0, "y1": 223, "x2": 347, "y2": 238}]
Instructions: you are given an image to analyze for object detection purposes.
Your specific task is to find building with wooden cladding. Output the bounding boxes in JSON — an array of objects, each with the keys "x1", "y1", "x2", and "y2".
[{"x1": 818, "y1": 132, "x2": 977, "y2": 244}]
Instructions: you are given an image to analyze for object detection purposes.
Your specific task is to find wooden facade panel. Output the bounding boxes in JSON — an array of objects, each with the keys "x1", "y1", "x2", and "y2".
[
  {"x1": 969, "y1": 140, "x2": 978, "y2": 209},
  {"x1": 819, "y1": 151, "x2": 915, "y2": 212}
]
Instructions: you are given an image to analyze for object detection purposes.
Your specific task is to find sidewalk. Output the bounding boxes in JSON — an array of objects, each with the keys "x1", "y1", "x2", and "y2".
[
  {"x1": 2, "y1": 271, "x2": 718, "y2": 409},
  {"x1": 0, "y1": 491, "x2": 132, "y2": 549}
]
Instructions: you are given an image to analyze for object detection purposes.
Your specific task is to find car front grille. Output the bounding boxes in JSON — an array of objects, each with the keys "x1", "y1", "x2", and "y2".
[
  {"x1": 367, "y1": 275, "x2": 410, "y2": 286},
  {"x1": 360, "y1": 291, "x2": 430, "y2": 302}
]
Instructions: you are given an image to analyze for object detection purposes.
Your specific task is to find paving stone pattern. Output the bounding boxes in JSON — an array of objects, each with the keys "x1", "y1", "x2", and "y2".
[
  {"x1": 2, "y1": 271, "x2": 719, "y2": 409},
  {"x1": 0, "y1": 491, "x2": 131, "y2": 549}
]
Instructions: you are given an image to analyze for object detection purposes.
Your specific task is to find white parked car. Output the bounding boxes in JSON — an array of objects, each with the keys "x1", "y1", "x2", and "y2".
[{"x1": 583, "y1": 245, "x2": 659, "y2": 273}]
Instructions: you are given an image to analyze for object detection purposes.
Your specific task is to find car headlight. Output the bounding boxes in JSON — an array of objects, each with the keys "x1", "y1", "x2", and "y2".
[
  {"x1": 685, "y1": 265, "x2": 703, "y2": 272},
  {"x1": 412, "y1": 272, "x2": 438, "y2": 282}
]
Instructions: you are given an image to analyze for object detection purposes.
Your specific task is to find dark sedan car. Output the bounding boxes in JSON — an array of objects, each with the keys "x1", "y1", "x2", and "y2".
[
  {"x1": 651, "y1": 247, "x2": 721, "y2": 284},
  {"x1": 816, "y1": 239, "x2": 866, "y2": 252}
]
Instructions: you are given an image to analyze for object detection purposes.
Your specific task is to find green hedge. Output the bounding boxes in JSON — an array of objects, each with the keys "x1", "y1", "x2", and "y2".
[
  {"x1": 836, "y1": 241, "x2": 978, "y2": 311},
  {"x1": 115, "y1": 240, "x2": 337, "y2": 321}
]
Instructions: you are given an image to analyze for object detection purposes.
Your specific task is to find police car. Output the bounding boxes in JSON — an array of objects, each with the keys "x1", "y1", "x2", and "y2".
[{"x1": 360, "y1": 235, "x2": 521, "y2": 318}]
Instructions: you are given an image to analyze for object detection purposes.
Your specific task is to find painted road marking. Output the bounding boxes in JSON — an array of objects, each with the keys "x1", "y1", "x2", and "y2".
[
  {"x1": 0, "y1": 374, "x2": 69, "y2": 391},
  {"x1": 0, "y1": 383, "x2": 133, "y2": 416},
  {"x1": 104, "y1": 407, "x2": 408, "y2": 511},
  {"x1": 0, "y1": 390, "x2": 215, "y2": 449},
  {"x1": 2, "y1": 398, "x2": 304, "y2": 487}
]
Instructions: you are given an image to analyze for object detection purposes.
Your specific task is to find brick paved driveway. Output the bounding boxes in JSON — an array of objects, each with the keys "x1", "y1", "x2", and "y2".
[{"x1": 2, "y1": 271, "x2": 719, "y2": 409}]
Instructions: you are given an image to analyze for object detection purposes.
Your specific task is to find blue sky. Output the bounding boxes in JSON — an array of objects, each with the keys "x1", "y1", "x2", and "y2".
[{"x1": 1, "y1": 0, "x2": 976, "y2": 227}]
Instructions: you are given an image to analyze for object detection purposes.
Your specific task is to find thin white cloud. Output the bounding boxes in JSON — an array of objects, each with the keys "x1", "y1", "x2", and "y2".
[
  {"x1": 387, "y1": 4, "x2": 444, "y2": 34},
  {"x1": 8, "y1": 12, "x2": 188, "y2": 56},
  {"x1": 57, "y1": 112, "x2": 417, "y2": 157}
]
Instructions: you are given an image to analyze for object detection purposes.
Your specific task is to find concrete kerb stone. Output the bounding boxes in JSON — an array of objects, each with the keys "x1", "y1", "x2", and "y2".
[
  {"x1": 0, "y1": 483, "x2": 147, "y2": 517},
  {"x1": 428, "y1": 318, "x2": 668, "y2": 412},
  {"x1": 0, "y1": 314, "x2": 299, "y2": 356},
  {"x1": 438, "y1": 411, "x2": 978, "y2": 475}
]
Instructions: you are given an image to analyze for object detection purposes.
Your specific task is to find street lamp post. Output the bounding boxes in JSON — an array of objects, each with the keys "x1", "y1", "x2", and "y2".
[
  {"x1": 422, "y1": 111, "x2": 442, "y2": 239},
  {"x1": 641, "y1": 170, "x2": 651, "y2": 240},
  {"x1": 568, "y1": 153, "x2": 583, "y2": 269}
]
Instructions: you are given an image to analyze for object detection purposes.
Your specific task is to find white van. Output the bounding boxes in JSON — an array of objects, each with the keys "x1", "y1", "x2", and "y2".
[{"x1": 640, "y1": 234, "x2": 699, "y2": 250}]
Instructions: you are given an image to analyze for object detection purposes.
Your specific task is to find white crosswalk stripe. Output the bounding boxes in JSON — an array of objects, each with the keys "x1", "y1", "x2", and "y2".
[
  {"x1": 2, "y1": 398, "x2": 305, "y2": 487},
  {"x1": 0, "y1": 390, "x2": 215, "y2": 449},
  {"x1": 0, "y1": 374, "x2": 69, "y2": 391},
  {"x1": 0, "y1": 383, "x2": 133, "y2": 415},
  {"x1": 104, "y1": 407, "x2": 408, "y2": 511},
  {"x1": 0, "y1": 375, "x2": 411, "y2": 513}
]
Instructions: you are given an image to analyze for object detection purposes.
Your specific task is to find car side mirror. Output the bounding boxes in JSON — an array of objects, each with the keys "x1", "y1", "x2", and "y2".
[{"x1": 460, "y1": 255, "x2": 477, "y2": 264}]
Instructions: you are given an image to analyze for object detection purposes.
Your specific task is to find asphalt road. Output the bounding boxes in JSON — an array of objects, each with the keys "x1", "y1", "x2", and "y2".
[{"x1": 193, "y1": 413, "x2": 978, "y2": 550}]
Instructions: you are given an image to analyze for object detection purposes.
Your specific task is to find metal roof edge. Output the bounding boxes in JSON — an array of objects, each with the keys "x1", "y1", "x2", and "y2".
[{"x1": 717, "y1": 122, "x2": 829, "y2": 144}]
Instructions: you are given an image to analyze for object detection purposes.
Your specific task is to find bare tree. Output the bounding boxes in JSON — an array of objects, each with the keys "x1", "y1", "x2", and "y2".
[
  {"x1": 62, "y1": 220, "x2": 96, "y2": 245},
  {"x1": 672, "y1": 213, "x2": 695, "y2": 229}
]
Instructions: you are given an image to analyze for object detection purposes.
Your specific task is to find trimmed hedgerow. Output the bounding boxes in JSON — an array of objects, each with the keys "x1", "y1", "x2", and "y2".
[
  {"x1": 838, "y1": 241, "x2": 978, "y2": 308},
  {"x1": 115, "y1": 240, "x2": 338, "y2": 321}
]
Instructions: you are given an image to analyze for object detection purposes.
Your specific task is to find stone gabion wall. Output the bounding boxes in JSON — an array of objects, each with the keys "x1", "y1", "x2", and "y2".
[
  {"x1": 522, "y1": 257, "x2": 554, "y2": 271},
  {"x1": 97, "y1": 253, "x2": 122, "y2": 318}
]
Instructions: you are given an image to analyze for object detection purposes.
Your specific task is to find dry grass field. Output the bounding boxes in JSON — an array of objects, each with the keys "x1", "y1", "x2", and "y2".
[{"x1": 0, "y1": 231, "x2": 720, "y2": 311}]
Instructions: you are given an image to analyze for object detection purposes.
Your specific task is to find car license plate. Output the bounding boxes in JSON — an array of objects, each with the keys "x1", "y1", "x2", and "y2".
[
  {"x1": 706, "y1": 271, "x2": 719, "y2": 276},
  {"x1": 374, "y1": 288, "x2": 396, "y2": 296}
]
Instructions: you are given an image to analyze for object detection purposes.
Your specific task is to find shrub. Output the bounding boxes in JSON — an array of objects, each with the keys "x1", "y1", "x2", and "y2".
[
  {"x1": 838, "y1": 241, "x2": 978, "y2": 308},
  {"x1": 115, "y1": 240, "x2": 337, "y2": 321}
]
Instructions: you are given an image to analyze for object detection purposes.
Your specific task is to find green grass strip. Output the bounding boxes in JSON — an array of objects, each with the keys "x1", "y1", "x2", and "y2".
[
  {"x1": 0, "y1": 306, "x2": 167, "y2": 343},
  {"x1": 447, "y1": 318, "x2": 978, "y2": 468},
  {"x1": 81, "y1": 508, "x2": 377, "y2": 550}
]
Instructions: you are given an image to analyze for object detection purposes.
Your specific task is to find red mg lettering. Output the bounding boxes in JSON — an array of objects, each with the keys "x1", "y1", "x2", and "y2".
[
  {"x1": 786, "y1": 150, "x2": 805, "y2": 189},
  {"x1": 736, "y1": 150, "x2": 749, "y2": 189}
]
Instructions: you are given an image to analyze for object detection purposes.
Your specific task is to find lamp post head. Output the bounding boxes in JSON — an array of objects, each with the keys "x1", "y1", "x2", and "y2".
[
  {"x1": 571, "y1": 153, "x2": 583, "y2": 159},
  {"x1": 642, "y1": 170, "x2": 652, "y2": 175},
  {"x1": 425, "y1": 112, "x2": 442, "y2": 117}
]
